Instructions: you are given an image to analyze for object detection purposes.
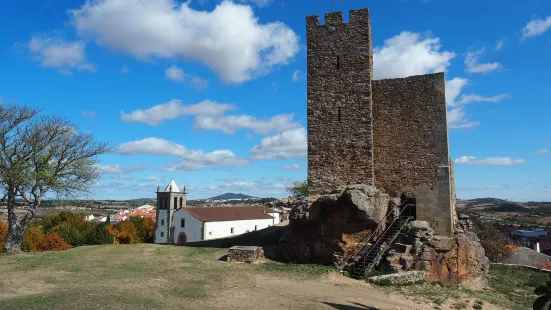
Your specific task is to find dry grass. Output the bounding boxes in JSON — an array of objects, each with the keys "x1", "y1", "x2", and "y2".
[{"x1": 0, "y1": 244, "x2": 439, "y2": 310}]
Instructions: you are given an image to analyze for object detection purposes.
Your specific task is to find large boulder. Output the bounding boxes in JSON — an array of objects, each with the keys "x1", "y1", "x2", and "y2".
[
  {"x1": 380, "y1": 219, "x2": 489, "y2": 289},
  {"x1": 270, "y1": 184, "x2": 390, "y2": 264}
]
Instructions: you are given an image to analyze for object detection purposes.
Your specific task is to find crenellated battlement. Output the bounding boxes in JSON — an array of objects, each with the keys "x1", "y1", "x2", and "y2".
[{"x1": 306, "y1": 9, "x2": 370, "y2": 29}]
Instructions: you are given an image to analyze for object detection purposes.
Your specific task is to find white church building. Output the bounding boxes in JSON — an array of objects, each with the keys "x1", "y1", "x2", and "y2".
[{"x1": 154, "y1": 180, "x2": 280, "y2": 245}]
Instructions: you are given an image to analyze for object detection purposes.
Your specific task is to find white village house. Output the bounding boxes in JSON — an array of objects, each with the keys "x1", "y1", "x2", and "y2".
[{"x1": 154, "y1": 180, "x2": 280, "y2": 245}]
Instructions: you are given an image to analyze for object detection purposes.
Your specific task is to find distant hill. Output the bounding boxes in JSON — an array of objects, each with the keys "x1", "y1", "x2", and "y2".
[
  {"x1": 466, "y1": 197, "x2": 508, "y2": 204},
  {"x1": 207, "y1": 193, "x2": 257, "y2": 200}
]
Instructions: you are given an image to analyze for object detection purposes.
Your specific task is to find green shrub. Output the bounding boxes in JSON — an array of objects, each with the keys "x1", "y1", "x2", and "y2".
[{"x1": 86, "y1": 223, "x2": 114, "y2": 245}]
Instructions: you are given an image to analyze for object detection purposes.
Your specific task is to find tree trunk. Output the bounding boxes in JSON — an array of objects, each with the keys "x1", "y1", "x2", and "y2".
[{"x1": 3, "y1": 188, "x2": 25, "y2": 254}]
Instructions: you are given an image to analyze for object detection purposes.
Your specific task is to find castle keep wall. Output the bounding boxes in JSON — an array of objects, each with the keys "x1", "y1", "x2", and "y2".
[
  {"x1": 372, "y1": 73, "x2": 453, "y2": 235},
  {"x1": 307, "y1": 9, "x2": 375, "y2": 194}
]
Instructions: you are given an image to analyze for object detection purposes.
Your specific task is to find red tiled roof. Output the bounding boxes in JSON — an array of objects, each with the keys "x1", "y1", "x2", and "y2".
[{"x1": 184, "y1": 207, "x2": 274, "y2": 222}]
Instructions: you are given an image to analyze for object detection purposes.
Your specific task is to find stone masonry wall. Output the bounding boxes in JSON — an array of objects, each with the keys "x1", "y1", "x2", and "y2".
[
  {"x1": 372, "y1": 73, "x2": 454, "y2": 235},
  {"x1": 307, "y1": 9, "x2": 374, "y2": 194}
]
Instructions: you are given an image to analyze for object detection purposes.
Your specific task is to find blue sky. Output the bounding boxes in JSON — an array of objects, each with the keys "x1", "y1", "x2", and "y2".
[{"x1": 0, "y1": 0, "x2": 550, "y2": 201}]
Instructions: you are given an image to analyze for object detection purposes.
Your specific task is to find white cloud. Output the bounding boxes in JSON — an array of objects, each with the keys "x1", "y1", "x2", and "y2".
[
  {"x1": 292, "y1": 70, "x2": 305, "y2": 82},
  {"x1": 165, "y1": 65, "x2": 209, "y2": 90},
  {"x1": 456, "y1": 93, "x2": 512, "y2": 106},
  {"x1": 210, "y1": 179, "x2": 286, "y2": 193},
  {"x1": 116, "y1": 137, "x2": 249, "y2": 171},
  {"x1": 465, "y1": 49, "x2": 502, "y2": 74},
  {"x1": 445, "y1": 77, "x2": 510, "y2": 129},
  {"x1": 70, "y1": 0, "x2": 299, "y2": 84},
  {"x1": 193, "y1": 113, "x2": 300, "y2": 135},
  {"x1": 250, "y1": 127, "x2": 306, "y2": 160},
  {"x1": 27, "y1": 36, "x2": 94, "y2": 74},
  {"x1": 496, "y1": 39, "x2": 504, "y2": 51},
  {"x1": 165, "y1": 65, "x2": 184, "y2": 81},
  {"x1": 93, "y1": 181, "x2": 127, "y2": 189},
  {"x1": 96, "y1": 163, "x2": 150, "y2": 174},
  {"x1": 121, "y1": 65, "x2": 130, "y2": 73},
  {"x1": 522, "y1": 16, "x2": 551, "y2": 39},
  {"x1": 454, "y1": 156, "x2": 526, "y2": 166},
  {"x1": 121, "y1": 100, "x2": 235, "y2": 126},
  {"x1": 281, "y1": 164, "x2": 300, "y2": 170},
  {"x1": 447, "y1": 108, "x2": 479, "y2": 129},
  {"x1": 111, "y1": 175, "x2": 134, "y2": 180},
  {"x1": 81, "y1": 111, "x2": 96, "y2": 118},
  {"x1": 236, "y1": 0, "x2": 272, "y2": 7},
  {"x1": 139, "y1": 176, "x2": 164, "y2": 183},
  {"x1": 445, "y1": 77, "x2": 470, "y2": 107},
  {"x1": 373, "y1": 31, "x2": 455, "y2": 79},
  {"x1": 534, "y1": 148, "x2": 550, "y2": 155}
]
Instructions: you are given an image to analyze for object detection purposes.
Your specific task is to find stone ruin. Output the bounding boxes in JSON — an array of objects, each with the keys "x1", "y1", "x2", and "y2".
[
  {"x1": 266, "y1": 7, "x2": 489, "y2": 289},
  {"x1": 267, "y1": 185, "x2": 489, "y2": 289}
]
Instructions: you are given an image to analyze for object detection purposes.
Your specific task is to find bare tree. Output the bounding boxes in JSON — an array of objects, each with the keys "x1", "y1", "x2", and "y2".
[{"x1": 0, "y1": 105, "x2": 108, "y2": 253}]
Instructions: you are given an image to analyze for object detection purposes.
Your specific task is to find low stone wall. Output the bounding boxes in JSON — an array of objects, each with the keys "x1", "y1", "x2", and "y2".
[
  {"x1": 491, "y1": 263, "x2": 551, "y2": 274},
  {"x1": 368, "y1": 271, "x2": 426, "y2": 286},
  {"x1": 227, "y1": 246, "x2": 264, "y2": 262}
]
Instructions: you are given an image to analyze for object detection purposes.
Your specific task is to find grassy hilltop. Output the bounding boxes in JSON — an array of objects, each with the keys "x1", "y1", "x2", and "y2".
[{"x1": 0, "y1": 244, "x2": 547, "y2": 310}]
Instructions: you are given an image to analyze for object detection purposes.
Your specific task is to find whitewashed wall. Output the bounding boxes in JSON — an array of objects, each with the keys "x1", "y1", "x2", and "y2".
[
  {"x1": 203, "y1": 218, "x2": 274, "y2": 240},
  {"x1": 154, "y1": 210, "x2": 169, "y2": 244},
  {"x1": 172, "y1": 209, "x2": 204, "y2": 243},
  {"x1": 268, "y1": 212, "x2": 281, "y2": 225}
]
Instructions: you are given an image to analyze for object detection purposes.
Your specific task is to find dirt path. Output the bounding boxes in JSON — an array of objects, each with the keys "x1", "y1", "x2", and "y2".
[{"x1": 205, "y1": 273, "x2": 439, "y2": 310}]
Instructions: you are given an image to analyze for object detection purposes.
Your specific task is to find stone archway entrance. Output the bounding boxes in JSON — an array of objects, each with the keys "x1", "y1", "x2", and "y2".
[
  {"x1": 177, "y1": 232, "x2": 187, "y2": 245},
  {"x1": 400, "y1": 192, "x2": 417, "y2": 220}
]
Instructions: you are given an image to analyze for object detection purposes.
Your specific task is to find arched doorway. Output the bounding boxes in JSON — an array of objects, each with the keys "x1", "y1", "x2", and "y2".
[
  {"x1": 177, "y1": 232, "x2": 187, "y2": 245},
  {"x1": 400, "y1": 192, "x2": 417, "y2": 220}
]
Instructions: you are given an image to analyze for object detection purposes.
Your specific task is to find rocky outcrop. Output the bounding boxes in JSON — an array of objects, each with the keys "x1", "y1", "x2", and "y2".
[
  {"x1": 270, "y1": 184, "x2": 390, "y2": 264},
  {"x1": 380, "y1": 216, "x2": 489, "y2": 289}
]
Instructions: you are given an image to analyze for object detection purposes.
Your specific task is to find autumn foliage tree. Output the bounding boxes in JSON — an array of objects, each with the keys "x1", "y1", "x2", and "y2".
[
  {"x1": 32, "y1": 233, "x2": 72, "y2": 252},
  {"x1": 22, "y1": 226, "x2": 43, "y2": 252},
  {"x1": 0, "y1": 219, "x2": 7, "y2": 253},
  {"x1": 129, "y1": 217, "x2": 156, "y2": 243},
  {"x1": 42, "y1": 211, "x2": 113, "y2": 247},
  {"x1": 110, "y1": 220, "x2": 139, "y2": 244}
]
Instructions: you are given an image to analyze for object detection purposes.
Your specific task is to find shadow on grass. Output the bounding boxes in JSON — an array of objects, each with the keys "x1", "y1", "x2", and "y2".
[
  {"x1": 322, "y1": 302, "x2": 380, "y2": 310},
  {"x1": 184, "y1": 226, "x2": 285, "y2": 249}
]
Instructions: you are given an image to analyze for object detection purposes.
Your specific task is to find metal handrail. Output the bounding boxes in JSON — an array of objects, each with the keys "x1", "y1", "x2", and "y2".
[
  {"x1": 358, "y1": 215, "x2": 414, "y2": 277},
  {"x1": 336, "y1": 204, "x2": 414, "y2": 268},
  {"x1": 335, "y1": 210, "x2": 394, "y2": 268}
]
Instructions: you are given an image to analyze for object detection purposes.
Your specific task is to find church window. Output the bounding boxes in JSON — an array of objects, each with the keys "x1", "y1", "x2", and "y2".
[
  {"x1": 181, "y1": 218, "x2": 185, "y2": 228},
  {"x1": 161, "y1": 232, "x2": 164, "y2": 237},
  {"x1": 174, "y1": 197, "x2": 178, "y2": 209},
  {"x1": 337, "y1": 55, "x2": 340, "y2": 70},
  {"x1": 338, "y1": 107, "x2": 341, "y2": 121},
  {"x1": 231, "y1": 227, "x2": 234, "y2": 234},
  {"x1": 180, "y1": 197, "x2": 183, "y2": 207},
  {"x1": 161, "y1": 220, "x2": 165, "y2": 226}
]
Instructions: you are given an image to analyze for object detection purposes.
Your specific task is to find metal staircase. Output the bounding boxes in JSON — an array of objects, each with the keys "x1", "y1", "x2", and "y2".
[{"x1": 335, "y1": 204, "x2": 415, "y2": 279}]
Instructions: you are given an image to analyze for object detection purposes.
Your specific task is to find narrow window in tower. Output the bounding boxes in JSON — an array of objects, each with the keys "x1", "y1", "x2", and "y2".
[
  {"x1": 337, "y1": 55, "x2": 340, "y2": 70},
  {"x1": 338, "y1": 107, "x2": 342, "y2": 121}
]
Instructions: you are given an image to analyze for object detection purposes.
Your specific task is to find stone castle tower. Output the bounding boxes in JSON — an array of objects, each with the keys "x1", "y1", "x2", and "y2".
[
  {"x1": 307, "y1": 9, "x2": 374, "y2": 193},
  {"x1": 154, "y1": 179, "x2": 187, "y2": 244},
  {"x1": 306, "y1": 9, "x2": 455, "y2": 236}
]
